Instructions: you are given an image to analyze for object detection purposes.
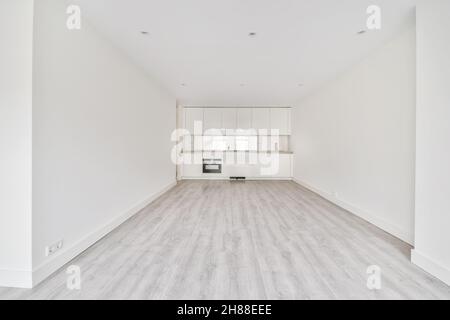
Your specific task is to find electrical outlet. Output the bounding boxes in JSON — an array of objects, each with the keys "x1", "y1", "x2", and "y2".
[{"x1": 45, "y1": 240, "x2": 64, "y2": 257}]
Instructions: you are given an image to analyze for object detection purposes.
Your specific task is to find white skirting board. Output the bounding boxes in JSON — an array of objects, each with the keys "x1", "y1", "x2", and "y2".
[
  {"x1": 411, "y1": 250, "x2": 450, "y2": 286},
  {"x1": 293, "y1": 178, "x2": 414, "y2": 245},
  {"x1": 181, "y1": 177, "x2": 293, "y2": 181},
  {"x1": 0, "y1": 269, "x2": 33, "y2": 289},
  {"x1": 31, "y1": 181, "x2": 177, "y2": 288}
]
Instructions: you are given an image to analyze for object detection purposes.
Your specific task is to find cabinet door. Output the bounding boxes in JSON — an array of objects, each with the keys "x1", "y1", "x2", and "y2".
[
  {"x1": 181, "y1": 153, "x2": 203, "y2": 178},
  {"x1": 184, "y1": 108, "x2": 204, "y2": 135},
  {"x1": 182, "y1": 164, "x2": 202, "y2": 178},
  {"x1": 221, "y1": 108, "x2": 237, "y2": 134},
  {"x1": 276, "y1": 154, "x2": 293, "y2": 178},
  {"x1": 236, "y1": 108, "x2": 252, "y2": 130},
  {"x1": 203, "y1": 108, "x2": 222, "y2": 135},
  {"x1": 252, "y1": 108, "x2": 270, "y2": 132},
  {"x1": 270, "y1": 108, "x2": 290, "y2": 135},
  {"x1": 260, "y1": 154, "x2": 292, "y2": 178}
]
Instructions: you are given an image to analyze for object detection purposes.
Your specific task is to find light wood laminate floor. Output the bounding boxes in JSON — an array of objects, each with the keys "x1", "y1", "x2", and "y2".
[{"x1": 1, "y1": 180, "x2": 449, "y2": 300}]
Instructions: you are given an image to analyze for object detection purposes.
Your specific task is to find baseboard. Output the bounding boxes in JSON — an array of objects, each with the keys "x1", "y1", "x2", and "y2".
[
  {"x1": 0, "y1": 269, "x2": 33, "y2": 289},
  {"x1": 181, "y1": 177, "x2": 293, "y2": 181},
  {"x1": 292, "y1": 178, "x2": 414, "y2": 245},
  {"x1": 31, "y1": 180, "x2": 177, "y2": 287},
  {"x1": 412, "y1": 250, "x2": 450, "y2": 286}
]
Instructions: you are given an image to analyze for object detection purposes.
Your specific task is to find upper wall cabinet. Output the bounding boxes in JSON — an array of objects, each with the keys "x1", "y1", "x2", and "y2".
[
  {"x1": 184, "y1": 107, "x2": 291, "y2": 136},
  {"x1": 221, "y1": 108, "x2": 237, "y2": 134},
  {"x1": 270, "y1": 108, "x2": 291, "y2": 135},
  {"x1": 236, "y1": 108, "x2": 252, "y2": 132},
  {"x1": 203, "y1": 108, "x2": 222, "y2": 135},
  {"x1": 252, "y1": 108, "x2": 271, "y2": 132},
  {"x1": 185, "y1": 108, "x2": 203, "y2": 135}
]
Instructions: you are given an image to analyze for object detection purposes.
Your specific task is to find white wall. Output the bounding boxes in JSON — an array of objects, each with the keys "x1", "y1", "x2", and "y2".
[
  {"x1": 0, "y1": 0, "x2": 34, "y2": 288},
  {"x1": 292, "y1": 23, "x2": 416, "y2": 245},
  {"x1": 31, "y1": 0, "x2": 176, "y2": 285},
  {"x1": 412, "y1": 0, "x2": 450, "y2": 285}
]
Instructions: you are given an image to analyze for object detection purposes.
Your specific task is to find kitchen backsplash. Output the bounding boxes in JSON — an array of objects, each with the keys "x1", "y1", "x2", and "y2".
[{"x1": 183, "y1": 135, "x2": 290, "y2": 152}]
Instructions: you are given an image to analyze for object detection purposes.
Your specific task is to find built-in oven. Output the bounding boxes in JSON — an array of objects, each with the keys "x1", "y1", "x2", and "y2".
[{"x1": 203, "y1": 159, "x2": 222, "y2": 174}]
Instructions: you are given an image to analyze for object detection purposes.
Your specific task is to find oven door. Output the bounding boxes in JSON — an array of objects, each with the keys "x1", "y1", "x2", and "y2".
[{"x1": 203, "y1": 159, "x2": 222, "y2": 174}]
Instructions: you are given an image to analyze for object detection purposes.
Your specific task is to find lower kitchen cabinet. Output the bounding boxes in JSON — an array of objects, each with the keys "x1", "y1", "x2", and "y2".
[
  {"x1": 181, "y1": 153, "x2": 293, "y2": 180},
  {"x1": 181, "y1": 164, "x2": 203, "y2": 178},
  {"x1": 271, "y1": 153, "x2": 293, "y2": 178}
]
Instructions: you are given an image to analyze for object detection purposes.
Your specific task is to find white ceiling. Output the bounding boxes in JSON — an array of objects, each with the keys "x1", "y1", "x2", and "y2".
[{"x1": 75, "y1": 0, "x2": 417, "y2": 106}]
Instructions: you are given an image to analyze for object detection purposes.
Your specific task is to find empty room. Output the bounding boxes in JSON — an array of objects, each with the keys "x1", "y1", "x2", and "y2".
[{"x1": 1, "y1": 0, "x2": 450, "y2": 304}]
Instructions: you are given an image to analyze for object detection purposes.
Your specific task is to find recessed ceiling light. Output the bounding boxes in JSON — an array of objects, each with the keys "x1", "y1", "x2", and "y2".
[
  {"x1": 357, "y1": 30, "x2": 366, "y2": 35},
  {"x1": 248, "y1": 32, "x2": 257, "y2": 38}
]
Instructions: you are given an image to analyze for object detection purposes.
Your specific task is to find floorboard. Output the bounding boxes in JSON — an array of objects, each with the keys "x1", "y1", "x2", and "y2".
[{"x1": 1, "y1": 180, "x2": 449, "y2": 300}]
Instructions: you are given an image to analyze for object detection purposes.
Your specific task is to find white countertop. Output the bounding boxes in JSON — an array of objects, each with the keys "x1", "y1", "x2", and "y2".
[{"x1": 182, "y1": 150, "x2": 294, "y2": 155}]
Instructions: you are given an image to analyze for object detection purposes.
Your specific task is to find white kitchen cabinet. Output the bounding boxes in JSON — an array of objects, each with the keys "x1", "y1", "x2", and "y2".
[
  {"x1": 270, "y1": 108, "x2": 291, "y2": 135},
  {"x1": 181, "y1": 152, "x2": 203, "y2": 177},
  {"x1": 256, "y1": 153, "x2": 291, "y2": 178},
  {"x1": 182, "y1": 135, "x2": 193, "y2": 152},
  {"x1": 185, "y1": 107, "x2": 291, "y2": 136},
  {"x1": 252, "y1": 108, "x2": 270, "y2": 133},
  {"x1": 203, "y1": 108, "x2": 222, "y2": 135},
  {"x1": 270, "y1": 154, "x2": 293, "y2": 178},
  {"x1": 184, "y1": 108, "x2": 203, "y2": 135},
  {"x1": 236, "y1": 108, "x2": 252, "y2": 132},
  {"x1": 182, "y1": 164, "x2": 203, "y2": 178},
  {"x1": 221, "y1": 108, "x2": 237, "y2": 134},
  {"x1": 181, "y1": 152, "x2": 293, "y2": 180}
]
